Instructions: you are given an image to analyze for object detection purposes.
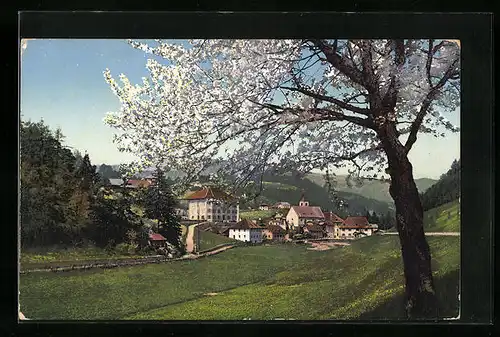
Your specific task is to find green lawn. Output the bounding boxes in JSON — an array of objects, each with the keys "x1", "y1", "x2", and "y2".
[
  {"x1": 20, "y1": 235, "x2": 459, "y2": 320},
  {"x1": 197, "y1": 231, "x2": 238, "y2": 252},
  {"x1": 20, "y1": 246, "x2": 144, "y2": 268},
  {"x1": 239, "y1": 209, "x2": 276, "y2": 220}
]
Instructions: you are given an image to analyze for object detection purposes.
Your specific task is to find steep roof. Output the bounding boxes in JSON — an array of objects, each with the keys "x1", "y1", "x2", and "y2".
[
  {"x1": 184, "y1": 186, "x2": 233, "y2": 201},
  {"x1": 305, "y1": 223, "x2": 324, "y2": 232},
  {"x1": 265, "y1": 224, "x2": 286, "y2": 234},
  {"x1": 339, "y1": 216, "x2": 372, "y2": 229},
  {"x1": 343, "y1": 216, "x2": 369, "y2": 226},
  {"x1": 149, "y1": 233, "x2": 166, "y2": 241},
  {"x1": 290, "y1": 206, "x2": 324, "y2": 219},
  {"x1": 324, "y1": 212, "x2": 344, "y2": 223},
  {"x1": 229, "y1": 219, "x2": 262, "y2": 230}
]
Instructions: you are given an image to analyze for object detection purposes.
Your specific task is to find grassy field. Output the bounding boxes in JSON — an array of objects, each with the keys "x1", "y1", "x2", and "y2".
[
  {"x1": 197, "y1": 230, "x2": 238, "y2": 252},
  {"x1": 20, "y1": 246, "x2": 145, "y2": 268},
  {"x1": 423, "y1": 200, "x2": 460, "y2": 232},
  {"x1": 239, "y1": 209, "x2": 276, "y2": 220},
  {"x1": 20, "y1": 234, "x2": 459, "y2": 320}
]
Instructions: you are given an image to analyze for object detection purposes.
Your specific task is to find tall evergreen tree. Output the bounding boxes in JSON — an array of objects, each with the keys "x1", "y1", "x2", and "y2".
[{"x1": 143, "y1": 167, "x2": 182, "y2": 250}]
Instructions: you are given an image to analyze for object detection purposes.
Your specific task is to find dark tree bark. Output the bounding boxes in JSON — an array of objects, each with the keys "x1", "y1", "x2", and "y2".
[{"x1": 378, "y1": 120, "x2": 438, "y2": 319}]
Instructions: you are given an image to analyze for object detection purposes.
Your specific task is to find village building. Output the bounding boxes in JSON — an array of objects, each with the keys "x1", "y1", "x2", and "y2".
[
  {"x1": 262, "y1": 224, "x2": 288, "y2": 241},
  {"x1": 285, "y1": 195, "x2": 325, "y2": 228},
  {"x1": 274, "y1": 201, "x2": 291, "y2": 209},
  {"x1": 322, "y1": 212, "x2": 345, "y2": 239},
  {"x1": 148, "y1": 232, "x2": 167, "y2": 248},
  {"x1": 184, "y1": 186, "x2": 239, "y2": 222},
  {"x1": 259, "y1": 204, "x2": 270, "y2": 210},
  {"x1": 338, "y1": 216, "x2": 377, "y2": 239},
  {"x1": 303, "y1": 223, "x2": 325, "y2": 239},
  {"x1": 228, "y1": 219, "x2": 263, "y2": 243}
]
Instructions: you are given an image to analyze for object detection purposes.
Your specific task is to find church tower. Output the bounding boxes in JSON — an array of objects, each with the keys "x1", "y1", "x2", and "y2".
[{"x1": 299, "y1": 193, "x2": 309, "y2": 207}]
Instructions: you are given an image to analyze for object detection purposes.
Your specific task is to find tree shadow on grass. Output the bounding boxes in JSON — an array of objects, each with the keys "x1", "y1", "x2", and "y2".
[{"x1": 357, "y1": 269, "x2": 460, "y2": 321}]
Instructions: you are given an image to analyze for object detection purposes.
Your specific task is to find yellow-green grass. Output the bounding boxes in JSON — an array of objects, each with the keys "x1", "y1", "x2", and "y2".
[
  {"x1": 239, "y1": 209, "x2": 276, "y2": 220},
  {"x1": 423, "y1": 200, "x2": 460, "y2": 232},
  {"x1": 388, "y1": 199, "x2": 460, "y2": 233},
  {"x1": 20, "y1": 247, "x2": 144, "y2": 269},
  {"x1": 20, "y1": 235, "x2": 459, "y2": 320},
  {"x1": 197, "y1": 231, "x2": 238, "y2": 252}
]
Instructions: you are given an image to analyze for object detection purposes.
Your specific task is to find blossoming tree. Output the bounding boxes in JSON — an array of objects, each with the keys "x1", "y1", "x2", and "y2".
[{"x1": 104, "y1": 39, "x2": 460, "y2": 318}]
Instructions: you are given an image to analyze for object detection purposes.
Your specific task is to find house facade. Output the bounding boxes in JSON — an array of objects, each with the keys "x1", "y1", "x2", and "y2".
[
  {"x1": 184, "y1": 186, "x2": 239, "y2": 222},
  {"x1": 338, "y1": 216, "x2": 376, "y2": 239},
  {"x1": 262, "y1": 224, "x2": 288, "y2": 241},
  {"x1": 228, "y1": 219, "x2": 263, "y2": 243},
  {"x1": 323, "y1": 212, "x2": 345, "y2": 239},
  {"x1": 259, "y1": 204, "x2": 270, "y2": 210},
  {"x1": 285, "y1": 196, "x2": 325, "y2": 228},
  {"x1": 304, "y1": 223, "x2": 325, "y2": 239}
]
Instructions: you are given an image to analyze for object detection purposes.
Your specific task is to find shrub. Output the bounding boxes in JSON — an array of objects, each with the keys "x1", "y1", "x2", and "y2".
[{"x1": 115, "y1": 243, "x2": 138, "y2": 255}]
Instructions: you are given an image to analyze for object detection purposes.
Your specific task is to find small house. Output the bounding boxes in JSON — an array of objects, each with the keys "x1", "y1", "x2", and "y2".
[
  {"x1": 148, "y1": 232, "x2": 167, "y2": 247},
  {"x1": 303, "y1": 223, "x2": 325, "y2": 239},
  {"x1": 262, "y1": 224, "x2": 288, "y2": 241},
  {"x1": 228, "y1": 219, "x2": 264, "y2": 243}
]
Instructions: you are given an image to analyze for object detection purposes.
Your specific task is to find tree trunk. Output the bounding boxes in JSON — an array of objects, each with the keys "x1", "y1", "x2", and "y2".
[{"x1": 380, "y1": 125, "x2": 438, "y2": 319}]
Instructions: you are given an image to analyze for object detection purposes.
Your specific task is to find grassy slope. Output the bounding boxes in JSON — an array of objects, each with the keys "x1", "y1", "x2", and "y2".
[
  {"x1": 239, "y1": 209, "x2": 276, "y2": 220},
  {"x1": 423, "y1": 200, "x2": 460, "y2": 232},
  {"x1": 388, "y1": 199, "x2": 460, "y2": 233},
  {"x1": 20, "y1": 237, "x2": 459, "y2": 320},
  {"x1": 197, "y1": 231, "x2": 238, "y2": 252}
]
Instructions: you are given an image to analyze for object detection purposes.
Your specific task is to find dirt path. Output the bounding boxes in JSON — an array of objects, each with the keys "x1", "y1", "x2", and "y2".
[{"x1": 185, "y1": 223, "x2": 203, "y2": 253}]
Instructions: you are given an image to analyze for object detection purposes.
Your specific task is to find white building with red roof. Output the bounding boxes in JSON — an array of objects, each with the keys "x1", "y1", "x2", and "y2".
[
  {"x1": 228, "y1": 219, "x2": 263, "y2": 243},
  {"x1": 184, "y1": 186, "x2": 239, "y2": 222},
  {"x1": 338, "y1": 216, "x2": 377, "y2": 239},
  {"x1": 285, "y1": 195, "x2": 325, "y2": 228}
]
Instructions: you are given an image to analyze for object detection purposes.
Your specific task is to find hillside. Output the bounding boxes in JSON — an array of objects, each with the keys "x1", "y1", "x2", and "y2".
[
  {"x1": 246, "y1": 173, "x2": 393, "y2": 216},
  {"x1": 423, "y1": 200, "x2": 460, "y2": 232},
  {"x1": 306, "y1": 172, "x2": 437, "y2": 205},
  {"x1": 420, "y1": 159, "x2": 460, "y2": 211}
]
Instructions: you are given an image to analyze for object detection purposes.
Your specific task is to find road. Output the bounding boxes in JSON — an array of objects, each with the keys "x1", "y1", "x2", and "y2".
[
  {"x1": 185, "y1": 222, "x2": 205, "y2": 253},
  {"x1": 381, "y1": 232, "x2": 460, "y2": 237}
]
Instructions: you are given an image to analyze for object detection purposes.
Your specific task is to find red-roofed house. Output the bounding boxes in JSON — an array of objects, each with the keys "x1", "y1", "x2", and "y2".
[
  {"x1": 148, "y1": 232, "x2": 167, "y2": 247},
  {"x1": 338, "y1": 216, "x2": 376, "y2": 239},
  {"x1": 322, "y1": 212, "x2": 344, "y2": 238},
  {"x1": 262, "y1": 224, "x2": 289, "y2": 241},
  {"x1": 285, "y1": 195, "x2": 325, "y2": 228},
  {"x1": 183, "y1": 186, "x2": 239, "y2": 222},
  {"x1": 228, "y1": 219, "x2": 263, "y2": 243}
]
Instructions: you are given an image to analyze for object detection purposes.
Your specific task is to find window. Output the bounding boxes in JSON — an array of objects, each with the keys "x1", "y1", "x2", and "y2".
[{"x1": 208, "y1": 215, "x2": 211, "y2": 219}]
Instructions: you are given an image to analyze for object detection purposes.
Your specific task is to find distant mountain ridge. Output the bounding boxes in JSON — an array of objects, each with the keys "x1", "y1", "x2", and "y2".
[
  {"x1": 100, "y1": 163, "x2": 437, "y2": 207},
  {"x1": 305, "y1": 172, "x2": 437, "y2": 205}
]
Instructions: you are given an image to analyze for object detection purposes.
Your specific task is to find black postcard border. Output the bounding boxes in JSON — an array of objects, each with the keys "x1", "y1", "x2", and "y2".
[{"x1": 7, "y1": 10, "x2": 494, "y2": 337}]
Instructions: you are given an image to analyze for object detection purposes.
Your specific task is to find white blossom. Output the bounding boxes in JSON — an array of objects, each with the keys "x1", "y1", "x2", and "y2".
[{"x1": 103, "y1": 39, "x2": 460, "y2": 184}]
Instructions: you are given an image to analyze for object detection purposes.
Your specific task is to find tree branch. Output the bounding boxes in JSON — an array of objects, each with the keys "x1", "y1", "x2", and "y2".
[
  {"x1": 279, "y1": 86, "x2": 371, "y2": 115},
  {"x1": 404, "y1": 58, "x2": 460, "y2": 153},
  {"x1": 311, "y1": 39, "x2": 366, "y2": 87}
]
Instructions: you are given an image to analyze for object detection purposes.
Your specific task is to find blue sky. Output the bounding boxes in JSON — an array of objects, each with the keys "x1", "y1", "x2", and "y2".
[{"x1": 20, "y1": 39, "x2": 460, "y2": 179}]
